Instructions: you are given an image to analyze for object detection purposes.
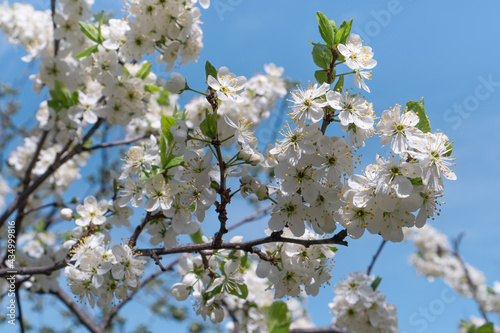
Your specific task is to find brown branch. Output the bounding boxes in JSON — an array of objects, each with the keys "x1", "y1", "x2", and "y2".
[
  {"x1": 367, "y1": 240, "x2": 387, "y2": 275},
  {"x1": 137, "y1": 229, "x2": 348, "y2": 258},
  {"x1": 49, "y1": 288, "x2": 102, "y2": 333},
  {"x1": 0, "y1": 119, "x2": 105, "y2": 229},
  {"x1": 84, "y1": 133, "x2": 150, "y2": 152},
  {"x1": 50, "y1": 0, "x2": 60, "y2": 56},
  {"x1": 128, "y1": 212, "x2": 164, "y2": 248},
  {"x1": 452, "y1": 234, "x2": 490, "y2": 323}
]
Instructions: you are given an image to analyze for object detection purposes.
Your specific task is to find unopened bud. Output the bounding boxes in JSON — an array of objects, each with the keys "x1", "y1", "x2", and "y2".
[{"x1": 60, "y1": 208, "x2": 74, "y2": 221}]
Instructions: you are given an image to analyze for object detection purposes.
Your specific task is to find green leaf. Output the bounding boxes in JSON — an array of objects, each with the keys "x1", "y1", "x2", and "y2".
[
  {"x1": 316, "y1": 11, "x2": 335, "y2": 46},
  {"x1": 267, "y1": 301, "x2": 292, "y2": 333},
  {"x1": 205, "y1": 61, "x2": 217, "y2": 81},
  {"x1": 75, "y1": 44, "x2": 98, "y2": 59},
  {"x1": 82, "y1": 139, "x2": 93, "y2": 149},
  {"x1": 49, "y1": 80, "x2": 75, "y2": 111},
  {"x1": 190, "y1": 229, "x2": 204, "y2": 244},
  {"x1": 410, "y1": 177, "x2": 424, "y2": 186},
  {"x1": 62, "y1": 230, "x2": 73, "y2": 242},
  {"x1": 159, "y1": 132, "x2": 168, "y2": 167},
  {"x1": 156, "y1": 90, "x2": 171, "y2": 106},
  {"x1": 335, "y1": 20, "x2": 347, "y2": 44},
  {"x1": 443, "y1": 143, "x2": 453, "y2": 157},
  {"x1": 161, "y1": 115, "x2": 177, "y2": 143},
  {"x1": 371, "y1": 276, "x2": 382, "y2": 291},
  {"x1": 228, "y1": 283, "x2": 249, "y2": 300},
  {"x1": 312, "y1": 45, "x2": 333, "y2": 70},
  {"x1": 314, "y1": 70, "x2": 328, "y2": 84},
  {"x1": 79, "y1": 21, "x2": 100, "y2": 43},
  {"x1": 406, "y1": 97, "x2": 431, "y2": 133},
  {"x1": 145, "y1": 84, "x2": 162, "y2": 93},
  {"x1": 165, "y1": 156, "x2": 184, "y2": 169},
  {"x1": 340, "y1": 19, "x2": 353, "y2": 44},
  {"x1": 488, "y1": 287, "x2": 496, "y2": 295},
  {"x1": 476, "y1": 323, "x2": 494, "y2": 333},
  {"x1": 97, "y1": 10, "x2": 104, "y2": 44},
  {"x1": 333, "y1": 75, "x2": 344, "y2": 92},
  {"x1": 329, "y1": 19, "x2": 338, "y2": 34},
  {"x1": 136, "y1": 61, "x2": 152, "y2": 80},
  {"x1": 200, "y1": 109, "x2": 218, "y2": 139}
]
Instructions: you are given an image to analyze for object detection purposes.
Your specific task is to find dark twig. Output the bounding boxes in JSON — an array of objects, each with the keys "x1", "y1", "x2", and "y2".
[
  {"x1": 0, "y1": 119, "x2": 105, "y2": 229},
  {"x1": 137, "y1": 229, "x2": 348, "y2": 258},
  {"x1": 221, "y1": 299, "x2": 239, "y2": 333},
  {"x1": 367, "y1": 240, "x2": 387, "y2": 275},
  {"x1": 14, "y1": 287, "x2": 25, "y2": 333},
  {"x1": 50, "y1": 288, "x2": 102, "y2": 333}
]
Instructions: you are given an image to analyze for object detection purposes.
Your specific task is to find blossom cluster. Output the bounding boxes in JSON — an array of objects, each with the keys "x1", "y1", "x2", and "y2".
[
  {"x1": 329, "y1": 272, "x2": 398, "y2": 333},
  {"x1": 409, "y1": 225, "x2": 500, "y2": 315},
  {"x1": 0, "y1": 2, "x2": 53, "y2": 61},
  {"x1": 64, "y1": 233, "x2": 146, "y2": 308}
]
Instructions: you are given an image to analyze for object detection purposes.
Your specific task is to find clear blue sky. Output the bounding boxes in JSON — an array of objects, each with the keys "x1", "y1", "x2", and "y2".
[{"x1": 1, "y1": 0, "x2": 500, "y2": 332}]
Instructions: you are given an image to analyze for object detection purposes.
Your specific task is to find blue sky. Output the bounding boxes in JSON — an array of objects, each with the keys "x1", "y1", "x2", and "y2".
[{"x1": 1, "y1": 0, "x2": 500, "y2": 332}]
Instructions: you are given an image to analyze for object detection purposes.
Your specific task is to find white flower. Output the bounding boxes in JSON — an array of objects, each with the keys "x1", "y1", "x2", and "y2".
[
  {"x1": 75, "y1": 196, "x2": 109, "y2": 227},
  {"x1": 288, "y1": 82, "x2": 329, "y2": 125},
  {"x1": 269, "y1": 193, "x2": 308, "y2": 237},
  {"x1": 376, "y1": 104, "x2": 423, "y2": 154},
  {"x1": 207, "y1": 66, "x2": 247, "y2": 102},
  {"x1": 165, "y1": 72, "x2": 187, "y2": 93},
  {"x1": 60, "y1": 208, "x2": 74, "y2": 221},
  {"x1": 326, "y1": 91, "x2": 373, "y2": 129},
  {"x1": 337, "y1": 34, "x2": 377, "y2": 71},
  {"x1": 408, "y1": 133, "x2": 457, "y2": 191}
]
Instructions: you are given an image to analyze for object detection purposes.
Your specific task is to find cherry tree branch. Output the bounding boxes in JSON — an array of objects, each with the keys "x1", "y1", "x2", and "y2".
[
  {"x1": 0, "y1": 119, "x2": 105, "y2": 229},
  {"x1": 136, "y1": 229, "x2": 348, "y2": 259},
  {"x1": 49, "y1": 288, "x2": 102, "y2": 333},
  {"x1": 367, "y1": 240, "x2": 387, "y2": 275}
]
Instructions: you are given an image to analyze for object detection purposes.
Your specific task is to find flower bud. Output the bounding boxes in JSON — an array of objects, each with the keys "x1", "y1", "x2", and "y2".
[
  {"x1": 256, "y1": 185, "x2": 268, "y2": 201},
  {"x1": 165, "y1": 72, "x2": 187, "y2": 94},
  {"x1": 60, "y1": 208, "x2": 74, "y2": 221},
  {"x1": 171, "y1": 283, "x2": 191, "y2": 301}
]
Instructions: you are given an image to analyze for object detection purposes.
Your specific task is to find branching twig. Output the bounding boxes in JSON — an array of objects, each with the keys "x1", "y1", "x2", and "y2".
[
  {"x1": 137, "y1": 229, "x2": 348, "y2": 258},
  {"x1": 367, "y1": 240, "x2": 387, "y2": 275},
  {"x1": 49, "y1": 288, "x2": 102, "y2": 333},
  {"x1": 0, "y1": 119, "x2": 105, "y2": 229}
]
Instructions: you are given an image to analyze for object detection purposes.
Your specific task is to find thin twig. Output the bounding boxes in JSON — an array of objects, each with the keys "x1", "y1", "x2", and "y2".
[
  {"x1": 226, "y1": 203, "x2": 273, "y2": 232},
  {"x1": 49, "y1": 288, "x2": 102, "y2": 333},
  {"x1": 367, "y1": 240, "x2": 387, "y2": 275},
  {"x1": 14, "y1": 287, "x2": 25, "y2": 333},
  {"x1": 0, "y1": 119, "x2": 105, "y2": 229}
]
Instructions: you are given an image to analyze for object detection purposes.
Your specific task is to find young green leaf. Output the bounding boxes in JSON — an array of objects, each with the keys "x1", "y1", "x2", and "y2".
[
  {"x1": 314, "y1": 70, "x2": 328, "y2": 84},
  {"x1": 136, "y1": 61, "x2": 152, "y2": 80},
  {"x1": 159, "y1": 132, "x2": 168, "y2": 167},
  {"x1": 205, "y1": 61, "x2": 217, "y2": 81},
  {"x1": 79, "y1": 21, "x2": 100, "y2": 43},
  {"x1": 267, "y1": 301, "x2": 292, "y2": 333},
  {"x1": 316, "y1": 11, "x2": 335, "y2": 46},
  {"x1": 161, "y1": 115, "x2": 177, "y2": 143},
  {"x1": 476, "y1": 323, "x2": 494, "y2": 333},
  {"x1": 371, "y1": 276, "x2": 382, "y2": 291},
  {"x1": 190, "y1": 229, "x2": 204, "y2": 244},
  {"x1": 406, "y1": 97, "x2": 431, "y2": 133},
  {"x1": 334, "y1": 75, "x2": 344, "y2": 92},
  {"x1": 312, "y1": 45, "x2": 333, "y2": 69},
  {"x1": 145, "y1": 84, "x2": 162, "y2": 93},
  {"x1": 75, "y1": 44, "x2": 98, "y2": 59}
]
